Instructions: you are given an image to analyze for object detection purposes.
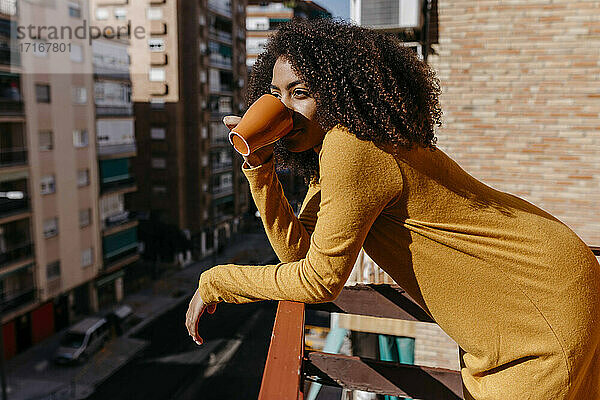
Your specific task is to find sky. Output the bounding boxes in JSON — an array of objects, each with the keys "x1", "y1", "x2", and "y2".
[{"x1": 314, "y1": 0, "x2": 350, "y2": 20}]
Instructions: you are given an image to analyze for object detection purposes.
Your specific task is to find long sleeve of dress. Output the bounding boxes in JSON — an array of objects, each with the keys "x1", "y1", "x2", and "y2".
[
  {"x1": 198, "y1": 127, "x2": 403, "y2": 304},
  {"x1": 242, "y1": 159, "x2": 321, "y2": 263}
]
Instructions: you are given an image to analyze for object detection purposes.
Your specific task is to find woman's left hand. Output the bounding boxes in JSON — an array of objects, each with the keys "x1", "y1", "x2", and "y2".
[{"x1": 185, "y1": 288, "x2": 217, "y2": 345}]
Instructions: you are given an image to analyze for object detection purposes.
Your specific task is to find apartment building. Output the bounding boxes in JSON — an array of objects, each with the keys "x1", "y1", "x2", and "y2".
[
  {"x1": 246, "y1": 1, "x2": 330, "y2": 212},
  {"x1": 88, "y1": 0, "x2": 249, "y2": 259},
  {"x1": 0, "y1": 0, "x2": 144, "y2": 359},
  {"x1": 246, "y1": 1, "x2": 330, "y2": 68},
  {"x1": 89, "y1": 5, "x2": 139, "y2": 309},
  {"x1": 0, "y1": 0, "x2": 106, "y2": 358}
]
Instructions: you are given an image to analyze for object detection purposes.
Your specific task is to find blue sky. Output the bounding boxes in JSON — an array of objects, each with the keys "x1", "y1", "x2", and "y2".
[{"x1": 314, "y1": 0, "x2": 350, "y2": 20}]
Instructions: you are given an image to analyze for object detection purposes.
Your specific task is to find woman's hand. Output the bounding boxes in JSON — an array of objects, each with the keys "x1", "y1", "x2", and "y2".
[
  {"x1": 223, "y1": 115, "x2": 274, "y2": 168},
  {"x1": 185, "y1": 288, "x2": 217, "y2": 345}
]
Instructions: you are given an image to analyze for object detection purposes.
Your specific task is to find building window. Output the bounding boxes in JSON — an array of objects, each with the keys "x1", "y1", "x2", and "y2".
[
  {"x1": 151, "y1": 157, "x2": 166, "y2": 169},
  {"x1": 114, "y1": 8, "x2": 127, "y2": 20},
  {"x1": 95, "y1": 7, "x2": 109, "y2": 20},
  {"x1": 152, "y1": 185, "x2": 167, "y2": 194},
  {"x1": 39, "y1": 130, "x2": 53, "y2": 151},
  {"x1": 47, "y1": 261, "x2": 61, "y2": 279},
  {"x1": 35, "y1": 84, "x2": 51, "y2": 103},
  {"x1": 149, "y1": 68, "x2": 165, "y2": 82},
  {"x1": 77, "y1": 169, "x2": 90, "y2": 187},
  {"x1": 70, "y1": 44, "x2": 83, "y2": 63},
  {"x1": 68, "y1": 1, "x2": 81, "y2": 18},
  {"x1": 43, "y1": 217, "x2": 58, "y2": 238},
  {"x1": 79, "y1": 208, "x2": 91, "y2": 228},
  {"x1": 147, "y1": 7, "x2": 163, "y2": 20},
  {"x1": 82, "y1": 248, "x2": 93, "y2": 267},
  {"x1": 151, "y1": 127, "x2": 166, "y2": 139},
  {"x1": 73, "y1": 129, "x2": 89, "y2": 148},
  {"x1": 41, "y1": 175, "x2": 55, "y2": 194},
  {"x1": 148, "y1": 38, "x2": 165, "y2": 52},
  {"x1": 72, "y1": 87, "x2": 87, "y2": 104}
]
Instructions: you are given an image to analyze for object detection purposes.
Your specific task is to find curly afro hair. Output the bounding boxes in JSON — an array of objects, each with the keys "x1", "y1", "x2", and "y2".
[{"x1": 247, "y1": 18, "x2": 443, "y2": 183}]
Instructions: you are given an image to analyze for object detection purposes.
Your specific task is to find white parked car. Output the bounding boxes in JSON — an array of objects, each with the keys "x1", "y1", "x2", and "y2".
[{"x1": 54, "y1": 317, "x2": 110, "y2": 365}]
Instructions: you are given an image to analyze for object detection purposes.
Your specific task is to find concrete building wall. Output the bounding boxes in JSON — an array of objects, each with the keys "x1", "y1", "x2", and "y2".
[
  {"x1": 429, "y1": 0, "x2": 600, "y2": 245},
  {"x1": 18, "y1": 0, "x2": 101, "y2": 302}
]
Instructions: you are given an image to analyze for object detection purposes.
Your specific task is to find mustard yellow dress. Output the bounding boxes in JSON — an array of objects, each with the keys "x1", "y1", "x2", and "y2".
[{"x1": 198, "y1": 126, "x2": 600, "y2": 399}]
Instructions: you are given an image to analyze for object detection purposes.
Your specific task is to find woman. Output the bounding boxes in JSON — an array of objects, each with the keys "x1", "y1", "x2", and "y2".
[{"x1": 185, "y1": 19, "x2": 600, "y2": 399}]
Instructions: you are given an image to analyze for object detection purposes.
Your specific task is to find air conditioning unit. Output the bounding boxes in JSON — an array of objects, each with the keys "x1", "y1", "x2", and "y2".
[{"x1": 352, "y1": 0, "x2": 424, "y2": 30}]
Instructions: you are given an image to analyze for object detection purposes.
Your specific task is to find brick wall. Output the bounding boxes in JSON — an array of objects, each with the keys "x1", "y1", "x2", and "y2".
[{"x1": 429, "y1": 0, "x2": 600, "y2": 245}]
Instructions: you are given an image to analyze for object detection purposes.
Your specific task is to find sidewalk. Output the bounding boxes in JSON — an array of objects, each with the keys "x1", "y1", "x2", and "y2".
[{"x1": 5, "y1": 229, "x2": 276, "y2": 400}]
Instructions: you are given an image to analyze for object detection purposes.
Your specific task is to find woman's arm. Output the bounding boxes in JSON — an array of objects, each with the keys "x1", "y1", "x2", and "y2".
[
  {"x1": 243, "y1": 159, "x2": 320, "y2": 262},
  {"x1": 198, "y1": 127, "x2": 403, "y2": 304}
]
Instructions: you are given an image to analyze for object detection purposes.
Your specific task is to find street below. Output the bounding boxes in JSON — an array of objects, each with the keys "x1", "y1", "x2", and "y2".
[{"x1": 88, "y1": 295, "x2": 277, "y2": 400}]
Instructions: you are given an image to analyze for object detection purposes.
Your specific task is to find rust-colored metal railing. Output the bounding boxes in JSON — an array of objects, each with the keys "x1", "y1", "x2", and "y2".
[
  {"x1": 258, "y1": 284, "x2": 462, "y2": 400},
  {"x1": 259, "y1": 245, "x2": 600, "y2": 399}
]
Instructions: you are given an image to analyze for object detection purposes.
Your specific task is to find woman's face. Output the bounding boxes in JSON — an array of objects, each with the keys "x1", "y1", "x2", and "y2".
[{"x1": 270, "y1": 56, "x2": 326, "y2": 153}]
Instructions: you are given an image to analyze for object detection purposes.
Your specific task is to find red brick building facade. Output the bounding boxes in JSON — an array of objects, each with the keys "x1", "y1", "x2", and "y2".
[{"x1": 429, "y1": 0, "x2": 600, "y2": 246}]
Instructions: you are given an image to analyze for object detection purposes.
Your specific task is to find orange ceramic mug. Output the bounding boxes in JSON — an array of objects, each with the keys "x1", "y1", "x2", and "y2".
[{"x1": 228, "y1": 94, "x2": 293, "y2": 156}]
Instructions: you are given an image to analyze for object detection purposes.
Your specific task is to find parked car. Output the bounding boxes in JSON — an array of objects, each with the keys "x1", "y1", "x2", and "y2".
[
  {"x1": 53, "y1": 317, "x2": 110, "y2": 365},
  {"x1": 105, "y1": 304, "x2": 139, "y2": 336}
]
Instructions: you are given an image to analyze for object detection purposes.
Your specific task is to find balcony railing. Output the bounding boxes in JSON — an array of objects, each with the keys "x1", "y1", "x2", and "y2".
[
  {"x1": 260, "y1": 245, "x2": 600, "y2": 399},
  {"x1": 211, "y1": 162, "x2": 233, "y2": 173},
  {"x1": 0, "y1": 99, "x2": 24, "y2": 116},
  {"x1": 209, "y1": 29, "x2": 233, "y2": 44},
  {"x1": 209, "y1": 56, "x2": 233, "y2": 69},
  {"x1": 103, "y1": 210, "x2": 135, "y2": 229},
  {"x1": 259, "y1": 285, "x2": 462, "y2": 399},
  {"x1": 212, "y1": 185, "x2": 233, "y2": 196},
  {"x1": 0, "y1": 147, "x2": 27, "y2": 167},
  {"x1": 100, "y1": 175, "x2": 136, "y2": 194},
  {"x1": 209, "y1": 85, "x2": 234, "y2": 95},
  {"x1": 1, "y1": 288, "x2": 35, "y2": 314},
  {"x1": 103, "y1": 244, "x2": 138, "y2": 268},
  {"x1": 208, "y1": 0, "x2": 232, "y2": 17},
  {"x1": 97, "y1": 143, "x2": 137, "y2": 157},
  {"x1": 210, "y1": 133, "x2": 229, "y2": 146},
  {"x1": 0, "y1": 46, "x2": 20, "y2": 66},
  {"x1": 0, "y1": 241, "x2": 33, "y2": 267},
  {"x1": 0, "y1": 196, "x2": 29, "y2": 218},
  {"x1": 95, "y1": 104, "x2": 133, "y2": 116}
]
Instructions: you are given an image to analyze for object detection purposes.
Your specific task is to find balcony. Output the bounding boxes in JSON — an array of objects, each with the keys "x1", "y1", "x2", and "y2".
[
  {"x1": 259, "y1": 285, "x2": 463, "y2": 400},
  {"x1": 209, "y1": 29, "x2": 233, "y2": 44},
  {"x1": 102, "y1": 226, "x2": 139, "y2": 269},
  {"x1": 103, "y1": 210, "x2": 137, "y2": 232},
  {"x1": 0, "y1": 146, "x2": 26, "y2": 168},
  {"x1": 212, "y1": 185, "x2": 233, "y2": 197},
  {"x1": 0, "y1": 45, "x2": 20, "y2": 66},
  {"x1": 1, "y1": 287, "x2": 35, "y2": 313},
  {"x1": 97, "y1": 143, "x2": 137, "y2": 159},
  {"x1": 0, "y1": 99, "x2": 23, "y2": 116},
  {"x1": 0, "y1": 241, "x2": 33, "y2": 268},
  {"x1": 209, "y1": 56, "x2": 232, "y2": 70},
  {"x1": 95, "y1": 105, "x2": 133, "y2": 117},
  {"x1": 0, "y1": 196, "x2": 29, "y2": 219},
  {"x1": 210, "y1": 132, "x2": 229, "y2": 147},
  {"x1": 208, "y1": 0, "x2": 232, "y2": 17},
  {"x1": 211, "y1": 162, "x2": 232, "y2": 174},
  {"x1": 100, "y1": 175, "x2": 136, "y2": 194},
  {"x1": 100, "y1": 158, "x2": 136, "y2": 194}
]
